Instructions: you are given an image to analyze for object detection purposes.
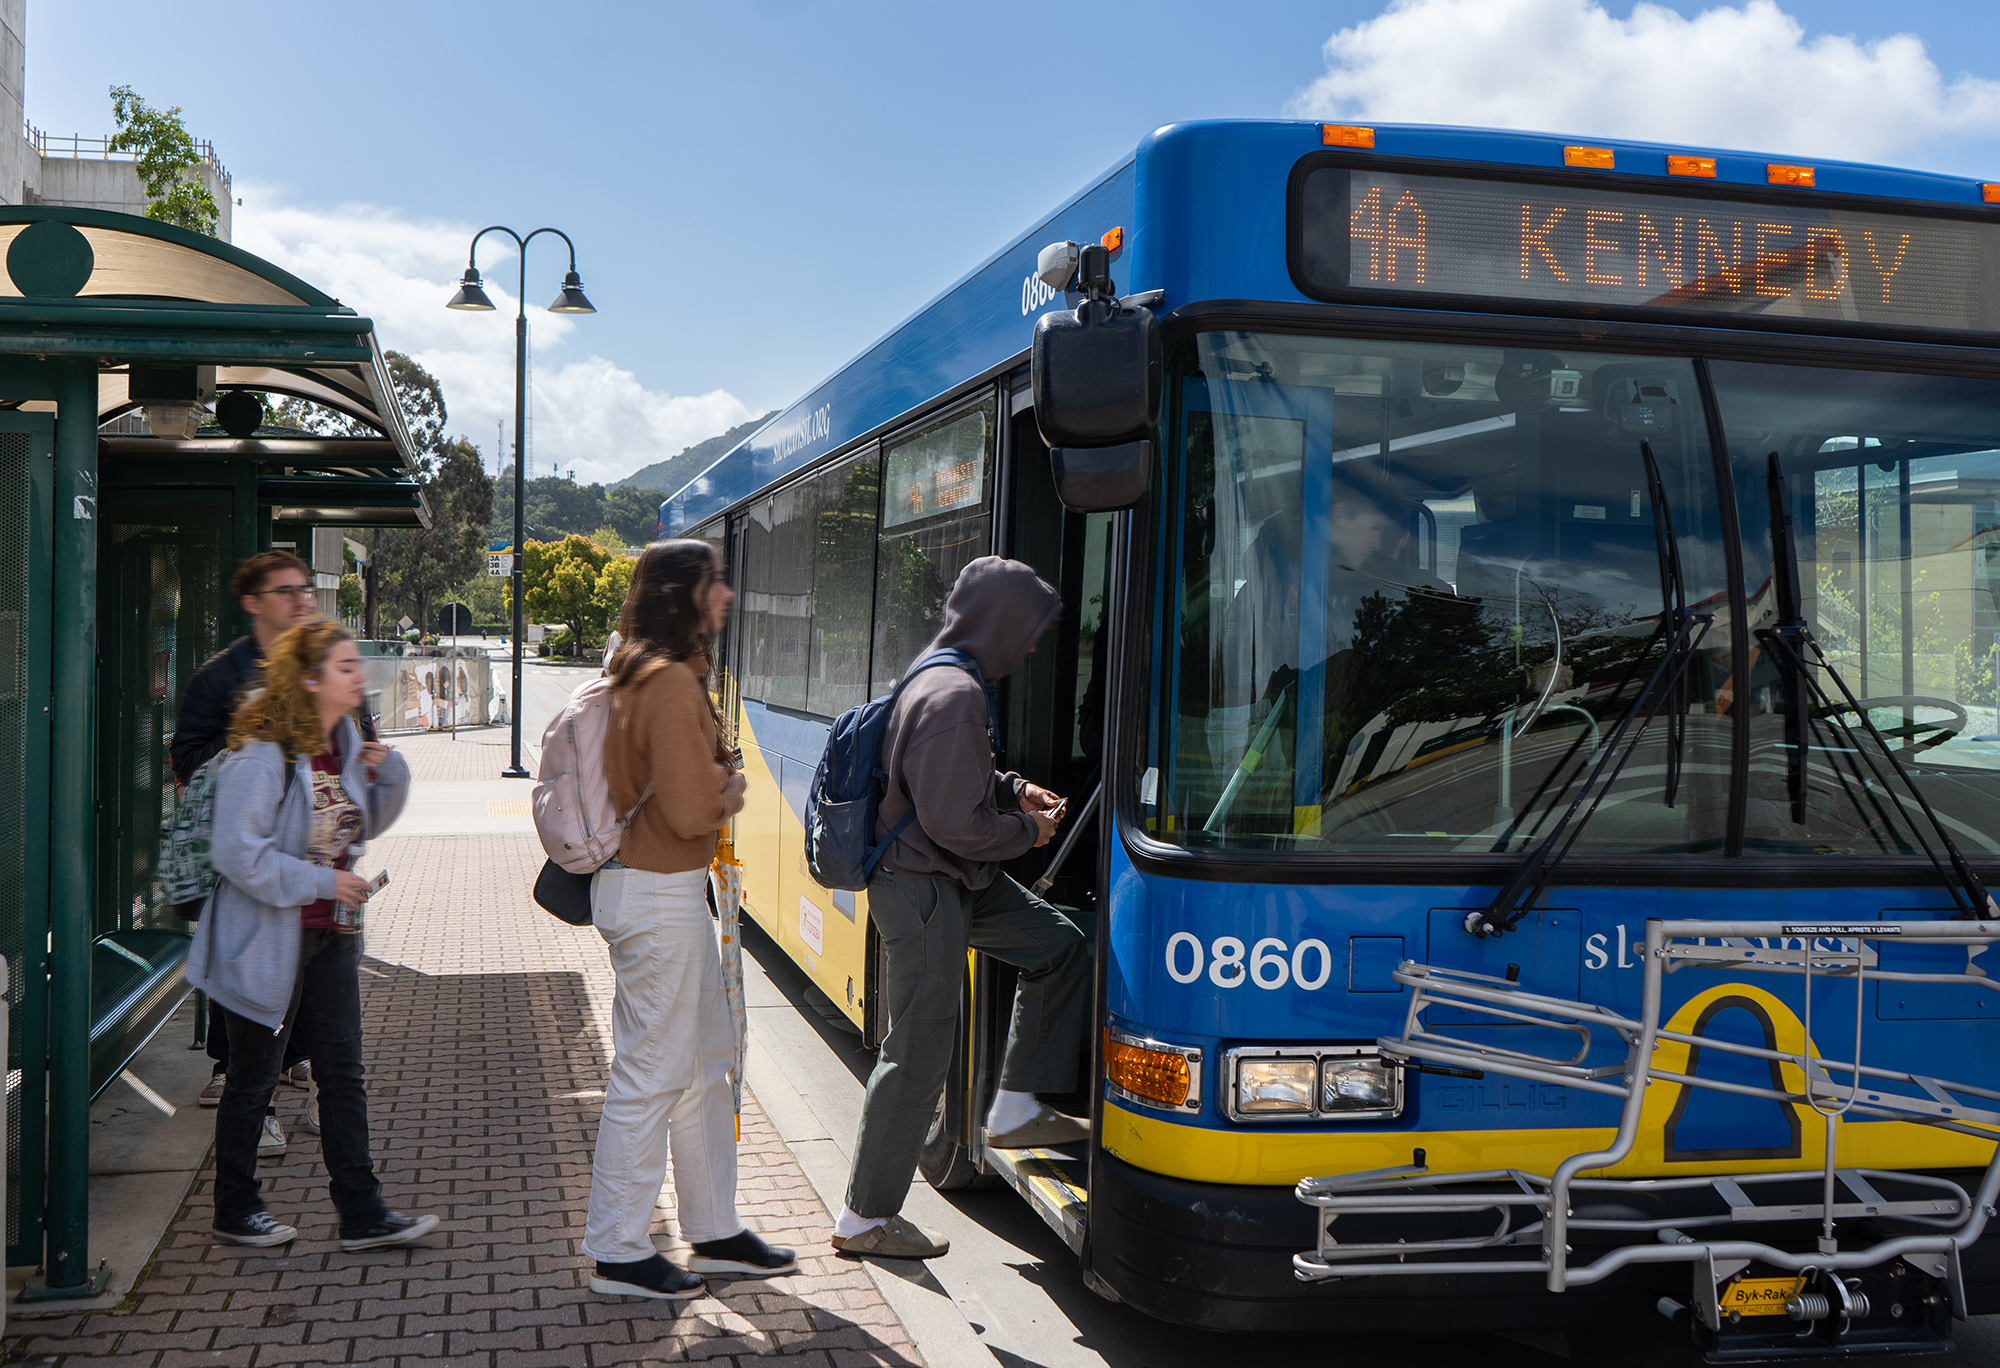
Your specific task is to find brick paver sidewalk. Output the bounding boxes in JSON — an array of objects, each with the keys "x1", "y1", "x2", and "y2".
[{"x1": 6, "y1": 738, "x2": 921, "y2": 1368}]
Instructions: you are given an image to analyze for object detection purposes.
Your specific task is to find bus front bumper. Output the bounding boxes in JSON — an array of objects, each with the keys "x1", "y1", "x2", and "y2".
[{"x1": 1088, "y1": 1153, "x2": 2000, "y2": 1336}]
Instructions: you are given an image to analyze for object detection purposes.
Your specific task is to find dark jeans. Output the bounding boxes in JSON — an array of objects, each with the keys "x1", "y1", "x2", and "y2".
[
  {"x1": 846, "y1": 870, "x2": 1087, "y2": 1218},
  {"x1": 206, "y1": 977, "x2": 308, "y2": 1078},
  {"x1": 213, "y1": 929, "x2": 384, "y2": 1229}
]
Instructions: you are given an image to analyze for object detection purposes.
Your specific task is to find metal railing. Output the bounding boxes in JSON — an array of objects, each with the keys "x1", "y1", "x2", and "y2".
[
  {"x1": 23, "y1": 122, "x2": 232, "y2": 189},
  {"x1": 1294, "y1": 918, "x2": 2000, "y2": 1341}
]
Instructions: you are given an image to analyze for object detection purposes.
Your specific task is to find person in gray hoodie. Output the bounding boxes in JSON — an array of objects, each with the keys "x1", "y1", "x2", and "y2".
[
  {"x1": 831, "y1": 557, "x2": 1087, "y2": 1261},
  {"x1": 188, "y1": 620, "x2": 437, "y2": 1252}
]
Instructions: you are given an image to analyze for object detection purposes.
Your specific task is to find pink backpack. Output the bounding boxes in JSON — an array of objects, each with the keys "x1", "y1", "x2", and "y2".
[{"x1": 533, "y1": 675, "x2": 652, "y2": 874}]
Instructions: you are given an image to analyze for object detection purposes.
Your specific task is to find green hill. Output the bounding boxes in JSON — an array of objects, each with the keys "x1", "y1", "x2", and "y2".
[{"x1": 613, "y1": 412, "x2": 776, "y2": 496}]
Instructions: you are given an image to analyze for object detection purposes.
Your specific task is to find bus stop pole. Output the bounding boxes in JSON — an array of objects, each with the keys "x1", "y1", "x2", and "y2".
[{"x1": 43, "y1": 359, "x2": 97, "y2": 1291}]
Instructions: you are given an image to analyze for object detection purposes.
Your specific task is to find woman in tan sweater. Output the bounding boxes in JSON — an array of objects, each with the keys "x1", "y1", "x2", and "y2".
[{"x1": 583, "y1": 540, "x2": 795, "y2": 1299}]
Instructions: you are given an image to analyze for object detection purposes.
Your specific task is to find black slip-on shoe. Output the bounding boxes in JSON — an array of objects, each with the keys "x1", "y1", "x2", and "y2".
[
  {"x1": 338, "y1": 1211, "x2": 439, "y2": 1252},
  {"x1": 213, "y1": 1211, "x2": 297, "y2": 1247},
  {"x1": 688, "y1": 1229, "x2": 798, "y2": 1275},
  {"x1": 590, "y1": 1254, "x2": 707, "y2": 1300}
]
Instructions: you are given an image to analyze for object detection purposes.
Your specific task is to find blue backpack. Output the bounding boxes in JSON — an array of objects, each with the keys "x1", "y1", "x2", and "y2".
[{"x1": 804, "y1": 647, "x2": 991, "y2": 891}]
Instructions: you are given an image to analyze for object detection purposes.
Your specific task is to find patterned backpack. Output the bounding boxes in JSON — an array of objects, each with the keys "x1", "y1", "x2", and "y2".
[
  {"x1": 157, "y1": 751, "x2": 296, "y2": 918},
  {"x1": 158, "y1": 757, "x2": 223, "y2": 917}
]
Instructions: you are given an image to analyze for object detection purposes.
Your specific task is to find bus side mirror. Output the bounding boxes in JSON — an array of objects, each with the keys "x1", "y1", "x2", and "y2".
[{"x1": 1031, "y1": 241, "x2": 1160, "y2": 512}]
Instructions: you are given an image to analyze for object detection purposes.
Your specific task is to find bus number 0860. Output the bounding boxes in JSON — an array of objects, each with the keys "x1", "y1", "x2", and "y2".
[{"x1": 1165, "y1": 933, "x2": 1334, "y2": 990}]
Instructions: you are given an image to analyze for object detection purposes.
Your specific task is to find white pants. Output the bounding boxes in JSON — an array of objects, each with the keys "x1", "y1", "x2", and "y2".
[{"x1": 581, "y1": 865, "x2": 744, "y2": 1263}]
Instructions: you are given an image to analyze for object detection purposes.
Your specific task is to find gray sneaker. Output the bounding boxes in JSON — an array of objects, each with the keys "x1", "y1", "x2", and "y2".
[
  {"x1": 258, "y1": 1114, "x2": 286, "y2": 1157},
  {"x1": 831, "y1": 1214, "x2": 949, "y2": 1260},
  {"x1": 198, "y1": 1074, "x2": 225, "y2": 1107},
  {"x1": 302, "y1": 1078, "x2": 319, "y2": 1135},
  {"x1": 286, "y1": 1060, "x2": 312, "y2": 1089}
]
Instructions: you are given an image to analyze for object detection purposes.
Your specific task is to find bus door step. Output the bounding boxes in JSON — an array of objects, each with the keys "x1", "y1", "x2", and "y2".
[
  {"x1": 1288, "y1": 917, "x2": 2000, "y2": 1355},
  {"x1": 980, "y1": 1137, "x2": 1088, "y2": 1255}
]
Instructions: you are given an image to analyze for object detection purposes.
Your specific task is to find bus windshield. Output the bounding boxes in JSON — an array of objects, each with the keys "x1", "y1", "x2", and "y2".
[{"x1": 1156, "y1": 331, "x2": 2000, "y2": 859}]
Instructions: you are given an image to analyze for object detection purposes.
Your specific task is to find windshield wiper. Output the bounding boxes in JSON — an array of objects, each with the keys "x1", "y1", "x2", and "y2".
[
  {"x1": 1756, "y1": 453, "x2": 1998, "y2": 920},
  {"x1": 1467, "y1": 441, "x2": 1713, "y2": 940}
]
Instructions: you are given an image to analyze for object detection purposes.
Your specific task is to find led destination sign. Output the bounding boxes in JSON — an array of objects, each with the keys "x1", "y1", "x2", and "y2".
[{"x1": 1295, "y1": 167, "x2": 2000, "y2": 334}]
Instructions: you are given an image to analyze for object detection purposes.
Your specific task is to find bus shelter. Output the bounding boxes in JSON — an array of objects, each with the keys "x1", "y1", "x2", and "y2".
[{"x1": 0, "y1": 207, "x2": 425, "y2": 1295}]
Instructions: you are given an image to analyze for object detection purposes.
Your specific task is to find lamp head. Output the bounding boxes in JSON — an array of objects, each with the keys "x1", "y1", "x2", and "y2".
[
  {"x1": 548, "y1": 269, "x2": 596, "y2": 315},
  {"x1": 445, "y1": 266, "x2": 496, "y2": 311}
]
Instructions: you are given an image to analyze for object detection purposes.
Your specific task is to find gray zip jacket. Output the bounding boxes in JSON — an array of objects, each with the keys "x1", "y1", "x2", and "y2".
[{"x1": 186, "y1": 717, "x2": 410, "y2": 1030}]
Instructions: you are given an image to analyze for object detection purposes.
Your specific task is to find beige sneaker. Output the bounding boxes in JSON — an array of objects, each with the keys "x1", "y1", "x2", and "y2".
[
  {"x1": 985, "y1": 1106, "x2": 1089, "y2": 1150},
  {"x1": 258, "y1": 1114, "x2": 286, "y2": 1157},
  {"x1": 198, "y1": 1074, "x2": 225, "y2": 1107},
  {"x1": 831, "y1": 1214, "x2": 949, "y2": 1260}
]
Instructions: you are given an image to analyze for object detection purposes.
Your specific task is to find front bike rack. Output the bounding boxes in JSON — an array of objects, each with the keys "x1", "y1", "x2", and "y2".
[{"x1": 1293, "y1": 919, "x2": 2000, "y2": 1348}]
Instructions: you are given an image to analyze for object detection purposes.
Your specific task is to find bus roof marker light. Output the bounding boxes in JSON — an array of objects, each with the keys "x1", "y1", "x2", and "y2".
[
  {"x1": 1563, "y1": 146, "x2": 1614, "y2": 170},
  {"x1": 1768, "y1": 163, "x2": 1816, "y2": 187},
  {"x1": 1982, "y1": 184, "x2": 2000, "y2": 204},
  {"x1": 1667, "y1": 155, "x2": 1716, "y2": 178},
  {"x1": 1100, "y1": 226, "x2": 1124, "y2": 252},
  {"x1": 1322, "y1": 124, "x2": 1373, "y2": 148}
]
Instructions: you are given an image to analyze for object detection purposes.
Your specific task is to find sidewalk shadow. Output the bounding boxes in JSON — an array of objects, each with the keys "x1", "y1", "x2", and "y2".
[{"x1": 238, "y1": 954, "x2": 918, "y2": 1363}]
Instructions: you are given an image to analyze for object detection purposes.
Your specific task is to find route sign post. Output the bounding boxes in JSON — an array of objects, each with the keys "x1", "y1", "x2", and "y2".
[{"x1": 487, "y1": 552, "x2": 514, "y2": 577}]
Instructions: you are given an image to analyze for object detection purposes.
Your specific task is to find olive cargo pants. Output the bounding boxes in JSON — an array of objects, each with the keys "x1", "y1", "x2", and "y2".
[{"x1": 845, "y1": 867, "x2": 1087, "y2": 1219}]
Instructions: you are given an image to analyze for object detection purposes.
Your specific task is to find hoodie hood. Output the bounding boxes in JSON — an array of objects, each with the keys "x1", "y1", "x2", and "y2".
[{"x1": 922, "y1": 556, "x2": 1062, "y2": 682}]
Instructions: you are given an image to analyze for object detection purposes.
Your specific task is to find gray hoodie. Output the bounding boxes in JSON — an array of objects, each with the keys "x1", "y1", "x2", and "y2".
[
  {"x1": 875, "y1": 556, "x2": 1062, "y2": 890},
  {"x1": 186, "y1": 717, "x2": 410, "y2": 1030}
]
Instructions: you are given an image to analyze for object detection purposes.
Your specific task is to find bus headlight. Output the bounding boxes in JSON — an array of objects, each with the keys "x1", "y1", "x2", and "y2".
[
  {"x1": 1321, "y1": 1056, "x2": 1396, "y2": 1111},
  {"x1": 1224, "y1": 1046, "x2": 1403, "y2": 1122},
  {"x1": 1235, "y1": 1058, "x2": 1317, "y2": 1114}
]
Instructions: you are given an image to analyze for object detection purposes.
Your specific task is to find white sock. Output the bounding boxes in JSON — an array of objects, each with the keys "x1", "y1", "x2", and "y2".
[
  {"x1": 985, "y1": 1088, "x2": 1042, "y2": 1135},
  {"x1": 834, "y1": 1205, "x2": 886, "y2": 1239}
]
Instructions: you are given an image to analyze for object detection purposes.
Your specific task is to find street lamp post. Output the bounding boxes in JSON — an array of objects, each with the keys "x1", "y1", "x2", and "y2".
[{"x1": 446, "y1": 227, "x2": 596, "y2": 778}]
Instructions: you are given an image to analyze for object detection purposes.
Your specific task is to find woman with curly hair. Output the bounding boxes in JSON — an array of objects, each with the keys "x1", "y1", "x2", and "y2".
[
  {"x1": 583, "y1": 540, "x2": 794, "y2": 1300},
  {"x1": 188, "y1": 619, "x2": 437, "y2": 1251}
]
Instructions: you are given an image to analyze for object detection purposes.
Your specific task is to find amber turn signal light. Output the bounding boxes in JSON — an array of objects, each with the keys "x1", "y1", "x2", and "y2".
[
  {"x1": 1983, "y1": 184, "x2": 2000, "y2": 204},
  {"x1": 1104, "y1": 1030, "x2": 1191, "y2": 1107},
  {"x1": 1768, "y1": 163, "x2": 1815, "y2": 187},
  {"x1": 1564, "y1": 146, "x2": 1614, "y2": 170},
  {"x1": 1322, "y1": 124, "x2": 1374, "y2": 149},
  {"x1": 1667, "y1": 155, "x2": 1716, "y2": 178},
  {"x1": 1101, "y1": 226, "x2": 1124, "y2": 252}
]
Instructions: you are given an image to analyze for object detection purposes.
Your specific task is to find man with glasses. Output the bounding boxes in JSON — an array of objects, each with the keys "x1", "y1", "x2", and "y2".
[{"x1": 171, "y1": 550, "x2": 347, "y2": 1139}]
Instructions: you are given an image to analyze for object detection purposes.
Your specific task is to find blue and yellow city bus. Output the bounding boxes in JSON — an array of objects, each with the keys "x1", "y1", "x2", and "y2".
[{"x1": 666, "y1": 120, "x2": 2000, "y2": 1354}]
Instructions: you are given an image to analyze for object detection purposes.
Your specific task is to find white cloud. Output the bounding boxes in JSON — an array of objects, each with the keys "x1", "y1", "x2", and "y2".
[
  {"x1": 231, "y1": 187, "x2": 752, "y2": 487},
  {"x1": 1287, "y1": 0, "x2": 2000, "y2": 167}
]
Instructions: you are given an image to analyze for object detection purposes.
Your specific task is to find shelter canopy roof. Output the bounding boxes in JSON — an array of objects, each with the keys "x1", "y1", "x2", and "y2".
[{"x1": 0, "y1": 207, "x2": 427, "y2": 526}]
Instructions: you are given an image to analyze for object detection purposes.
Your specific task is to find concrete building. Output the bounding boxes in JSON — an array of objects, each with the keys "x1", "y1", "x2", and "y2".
[{"x1": 0, "y1": 0, "x2": 234, "y2": 241}]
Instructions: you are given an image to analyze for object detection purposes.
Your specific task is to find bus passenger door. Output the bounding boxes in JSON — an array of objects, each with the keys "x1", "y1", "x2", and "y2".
[{"x1": 989, "y1": 391, "x2": 1120, "y2": 1115}]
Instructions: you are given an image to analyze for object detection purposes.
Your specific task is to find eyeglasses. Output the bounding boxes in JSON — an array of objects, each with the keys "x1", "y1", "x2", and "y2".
[{"x1": 255, "y1": 584, "x2": 314, "y2": 601}]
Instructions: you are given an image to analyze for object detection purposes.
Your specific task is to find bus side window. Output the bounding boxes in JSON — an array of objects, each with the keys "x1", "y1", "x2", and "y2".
[{"x1": 869, "y1": 399, "x2": 997, "y2": 698}]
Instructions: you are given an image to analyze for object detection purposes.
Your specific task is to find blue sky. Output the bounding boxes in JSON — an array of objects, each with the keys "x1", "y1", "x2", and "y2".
[{"x1": 26, "y1": 0, "x2": 2000, "y2": 484}]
